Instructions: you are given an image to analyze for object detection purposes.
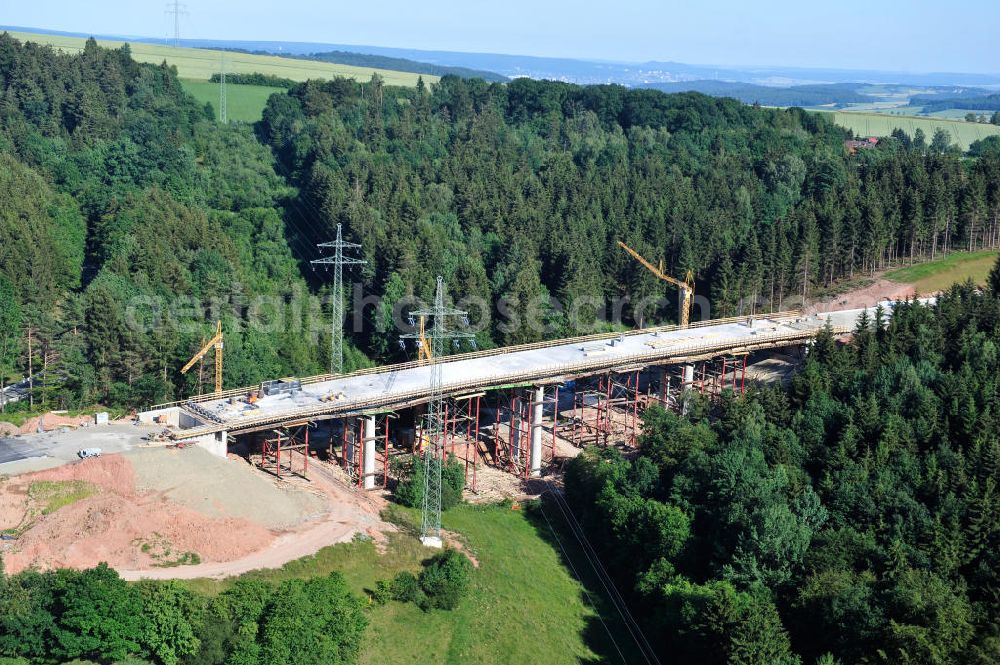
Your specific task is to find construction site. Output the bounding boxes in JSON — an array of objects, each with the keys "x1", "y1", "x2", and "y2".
[
  {"x1": 0, "y1": 239, "x2": 923, "y2": 577},
  {"x1": 0, "y1": 233, "x2": 926, "y2": 576}
]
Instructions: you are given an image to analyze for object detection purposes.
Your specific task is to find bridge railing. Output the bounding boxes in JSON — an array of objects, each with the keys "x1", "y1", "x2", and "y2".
[
  {"x1": 148, "y1": 310, "x2": 806, "y2": 411},
  {"x1": 170, "y1": 322, "x2": 843, "y2": 440}
]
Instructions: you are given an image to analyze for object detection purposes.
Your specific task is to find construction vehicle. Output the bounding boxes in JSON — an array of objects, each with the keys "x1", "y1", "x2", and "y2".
[
  {"x1": 618, "y1": 241, "x2": 696, "y2": 327},
  {"x1": 180, "y1": 321, "x2": 224, "y2": 395}
]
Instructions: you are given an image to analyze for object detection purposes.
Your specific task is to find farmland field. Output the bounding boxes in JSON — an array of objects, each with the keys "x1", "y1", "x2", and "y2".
[
  {"x1": 180, "y1": 79, "x2": 283, "y2": 122},
  {"x1": 5, "y1": 29, "x2": 433, "y2": 86},
  {"x1": 819, "y1": 109, "x2": 1000, "y2": 150}
]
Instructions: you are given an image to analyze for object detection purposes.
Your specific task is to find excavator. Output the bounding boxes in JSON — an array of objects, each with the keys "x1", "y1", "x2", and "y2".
[
  {"x1": 618, "y1": 241, "x2": 695, "y2": 327},
  {"x1": 180, "y1": 320, "x2": 224, "y2": 395}
]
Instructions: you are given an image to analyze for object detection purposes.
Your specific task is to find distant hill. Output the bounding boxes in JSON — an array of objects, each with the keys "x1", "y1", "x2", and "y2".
[
  {"x1": 4, "y1": 24, "x2": 999, "y2": 90},
  {"x1": 210, "y1": 46, "x2": 507, "y2": 82},
  {"x1": 912, "y1": 93, "x2": 1000, "y2": 113},
  {"x1": 302, "y1": 51, "x2": 507, "y2": 82},
  {"x1": 641, "y1": 81, "x2": 869, "y2": 107}
]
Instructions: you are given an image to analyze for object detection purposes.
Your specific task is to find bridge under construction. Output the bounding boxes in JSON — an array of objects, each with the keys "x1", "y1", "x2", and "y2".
[{"x1": 140, "y1": 303, "x2": 901, "y2": 489}]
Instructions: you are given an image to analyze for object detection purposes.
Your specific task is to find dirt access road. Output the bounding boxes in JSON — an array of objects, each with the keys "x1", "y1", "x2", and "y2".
[{"x1": 806, "y1": 278, "x2": 918, "y2": 315}]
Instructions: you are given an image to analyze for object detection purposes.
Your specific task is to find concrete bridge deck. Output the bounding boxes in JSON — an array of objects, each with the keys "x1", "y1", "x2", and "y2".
[{"x1": 144, "y1": 303, "x2": 899, "y2": 442}]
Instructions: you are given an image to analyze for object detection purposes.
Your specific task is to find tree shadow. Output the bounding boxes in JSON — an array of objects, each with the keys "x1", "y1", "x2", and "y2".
[{"x1": 523, "y1": 496, "x2": 651, "y2": 665}]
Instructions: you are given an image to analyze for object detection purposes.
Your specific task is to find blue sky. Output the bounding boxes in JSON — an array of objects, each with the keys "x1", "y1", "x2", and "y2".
[{"x1": 2, "y1": 0, "x2": 997, "y2": 73}]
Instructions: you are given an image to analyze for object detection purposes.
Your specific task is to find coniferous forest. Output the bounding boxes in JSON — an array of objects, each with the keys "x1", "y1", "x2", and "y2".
[
  {"x1": 566, "y1": 279, "x2": 1000, "y2": 664},
  {"x1": 2, "y1": 34, "x2": 1000, "y2": 410}
]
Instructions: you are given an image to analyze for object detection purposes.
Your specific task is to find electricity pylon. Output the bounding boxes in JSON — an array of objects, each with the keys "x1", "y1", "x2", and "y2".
[
  {"x1": 165, "y1": 1, "x2": 188, "y2": 48},
  {"x1": 219, "y1": 52, "x2": 227, "y2": 123},
  {"x1": 311, "y1": 224, "x2": 365, "y2": 375},
  {"x1": 402, "y1": 276, "x2": 474, "y2": 546}
]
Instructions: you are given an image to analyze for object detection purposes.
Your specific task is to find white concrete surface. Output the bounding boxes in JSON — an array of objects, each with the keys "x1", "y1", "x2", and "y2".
[
  {"x1": 362, "y1": 416, "x2": 376, "y2": 489},
  {"x1": 0, "y1": 423, "x2": 157, "y2": 475},
  {"x1": 530, "y1": 385, "x2": 543, "y2": 477}
]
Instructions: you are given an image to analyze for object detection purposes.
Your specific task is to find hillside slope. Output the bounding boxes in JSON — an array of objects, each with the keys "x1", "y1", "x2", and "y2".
[{"x1": 3, "y1": 29, "x2": 434, "y2": 86}]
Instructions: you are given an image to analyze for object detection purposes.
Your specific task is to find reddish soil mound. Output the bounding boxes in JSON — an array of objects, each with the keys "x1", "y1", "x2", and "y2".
[
  {"x1": 0, "y1": 412, "x2": 96, "y2": 436},
  {"x1": 28, "y1": 454, "x2": 135, "y2": 494},
  {"x1": 1, "y1": 454, "x2": 273, "y2": 574},
  {"x1": 17, "y1": 412, "x2": 95, "y2": 434}
]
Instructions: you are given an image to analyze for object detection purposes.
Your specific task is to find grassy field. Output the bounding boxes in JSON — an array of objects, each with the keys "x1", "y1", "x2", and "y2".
[
  {"x1": 5, "y1": 30, "x2": 434, "y2": 87},
  {"x1": 181, "y1": 502, "x2": 639, "y2": 665},
  {"x1": 821, "y1": 110, "x2": 1000, "y2": 151},
  {"x1": 180, "y1": 80, "x2": 284, "y2": 123},
  {"x1": 885, "y1": 250, "x2": 999, "y2": 293}
]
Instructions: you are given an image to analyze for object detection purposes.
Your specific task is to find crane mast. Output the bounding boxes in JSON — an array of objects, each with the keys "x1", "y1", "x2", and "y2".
[
  {"x1": 618, "y1": 241, "x2": 695, "y2": 327},
  {"x1": 180, "y1": 320, "x2": 224, "y2": 394}
]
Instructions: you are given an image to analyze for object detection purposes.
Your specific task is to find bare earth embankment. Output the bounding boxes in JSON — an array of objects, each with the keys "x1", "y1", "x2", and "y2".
[
  {"x1": 0, "y1": 445, "x2": 393, "y2": 578},
  {"x1": 808, "y1": 278, "x2": 918, "y2": 313}
]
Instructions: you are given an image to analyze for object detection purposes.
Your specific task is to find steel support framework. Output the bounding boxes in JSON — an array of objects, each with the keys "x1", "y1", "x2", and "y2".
[
  {"x1": 441, "y1": 393, "x2": 482, "y2": 491},
  {"x1": 605, "y1": 371, "x2": 642, "y2": 447},
  {"x1": 569, "y1": 372, "x2": 641, "y2": 449},
  {"x1": 668, "y1": 354, "x2": 749, "y2": 402},
  {"x1": 570, "y1": 379, "x2": 609, "y2": 448},
  {"x1": 491, "y1": 388, "x2": 531, "y2": 476},
  {"x1": 257, "y1": 423, "x2": 310, "y2": 480}
]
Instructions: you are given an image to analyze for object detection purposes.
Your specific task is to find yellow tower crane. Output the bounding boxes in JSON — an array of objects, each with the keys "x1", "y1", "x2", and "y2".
[
  {"x1": 417, "y1": 315, "x2": 432, "y2": 363},
  {"x1": 618, "y1": 241, "x2": 696, "y2": 327},
  {"x1": 180, "y1": 321, "x2": 224, "y2": 394}
]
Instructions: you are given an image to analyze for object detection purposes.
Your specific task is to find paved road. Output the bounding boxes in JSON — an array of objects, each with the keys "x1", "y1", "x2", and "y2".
[
  {"x1": 0, "y1": 436, "x2": 53, "y2": 464},
  {"x1": 0, "y1": 424, "x2": 152, "y2": 474}
]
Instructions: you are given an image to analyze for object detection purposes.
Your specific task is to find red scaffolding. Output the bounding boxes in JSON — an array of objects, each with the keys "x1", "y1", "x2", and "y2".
[
  {"x1": 485, "y1": 386, "x2": 558, "y2": 479},
  {"x1": 568, "y1": 372, "x2": 641, "y2": 449},
  {"x1": 338, "y1": 413, "x2": 395, "y2": 489},
  {"x1": 666, "y1": 355, "x2": 749, "y2": 404},
  {"x1": 492, "y1": 388, "x2": 531, "y2": 475},
  {"x1": 605, "y1": 370, "x2": 642, "y2": 447},
  {"x1": 257, "y1": 421, "x2": 310, "y2": 480},
  {"x1": 442, "y1": 393, "x2": 483, "y2": 491}
]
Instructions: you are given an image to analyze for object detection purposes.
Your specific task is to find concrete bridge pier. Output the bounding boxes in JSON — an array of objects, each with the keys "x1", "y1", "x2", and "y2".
[
  {"x1": 681, "y1": 363, "x2": 695, "y2": 415},
  {"x1": 363, "y1": 415, "x2": 377, "y2": 489},
  {"x1": 529, "y1": 385, "x2": 544, "y2": 477}
]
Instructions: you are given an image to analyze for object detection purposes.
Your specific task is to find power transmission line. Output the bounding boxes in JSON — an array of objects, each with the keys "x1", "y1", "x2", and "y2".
[
  {"x1": 401, "y1": 276, "x2": 474, "y2": 546},
  {"x1": 545, "y1": 486, "x2": 662, "y2": 665},
  {"x1": 310, "y1": 224, "x2": 366, "y2": 375},
  {"x1": 165, "y1": 1, "x2": 188, "y2": 48}
]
